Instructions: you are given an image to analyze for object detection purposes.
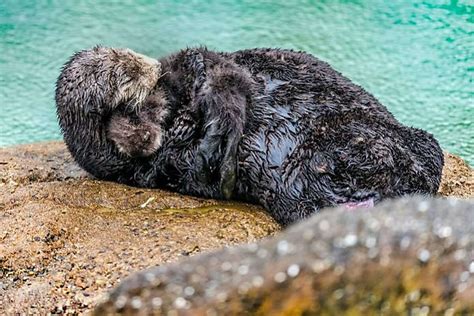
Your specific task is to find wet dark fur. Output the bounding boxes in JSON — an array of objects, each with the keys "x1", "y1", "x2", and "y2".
[
  {"x1": 145, "y1": 49, "x2": 250, "y2": 198},
  {"x1": 56, "y1": 47, "x2": 444, "y2": 226},
  {"x1": 139, "y1": 48, "x2": 444, "y2": 225}
]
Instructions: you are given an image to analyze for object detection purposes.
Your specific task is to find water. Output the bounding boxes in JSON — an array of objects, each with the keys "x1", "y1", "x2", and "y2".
[{"x1": 1, "y1": 0, "x2": 473, "y2": 164}]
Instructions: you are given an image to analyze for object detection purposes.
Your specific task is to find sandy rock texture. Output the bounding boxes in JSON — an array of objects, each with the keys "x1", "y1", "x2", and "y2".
[
  {"x1": 94, "y1": 197, "x2": 474, "y2": 315},
  {"x1": 0, "y1": 142, "x2": 279, "y2": 314},
  {"x1": 438, "y1": 152, "x2": 474, "y2": 198},
  {"x1": 0, "y1": 142, "x2": 472, "y2": 315}
]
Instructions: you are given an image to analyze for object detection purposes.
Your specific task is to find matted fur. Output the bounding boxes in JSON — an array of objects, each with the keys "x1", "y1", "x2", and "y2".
[{"x1": 56, "y1": 47, "x2": 444, "y2": 226}]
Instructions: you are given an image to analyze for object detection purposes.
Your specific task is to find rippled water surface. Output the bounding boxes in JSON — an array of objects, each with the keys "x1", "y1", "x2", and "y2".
[{"x1": 1, "y1": 0, "x2": 473, "y2": 164}]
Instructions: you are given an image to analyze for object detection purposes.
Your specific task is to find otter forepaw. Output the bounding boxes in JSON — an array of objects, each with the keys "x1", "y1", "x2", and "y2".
[
  {"x1": 194, "y1": 149, "x2": 213, "y2": 184},
  {"x1": 219, "y1": 155, "x2": 237, "y2": 199}
]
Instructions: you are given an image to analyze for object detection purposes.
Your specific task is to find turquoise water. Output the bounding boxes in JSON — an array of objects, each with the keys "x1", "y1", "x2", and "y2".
[{"x1": 1, "y1": 0, "x2": 473, "y2": 164}]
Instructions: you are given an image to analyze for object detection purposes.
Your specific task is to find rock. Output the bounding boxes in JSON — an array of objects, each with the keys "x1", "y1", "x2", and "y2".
[
  {"x1": 0, "y1": 142, "x2": 280, "y2": 314},
  {"x1": 0, "y1": 141, "x2": 472, "y2": 314},
  {"x1": 94, "y1": 197, "x2": 474, "y2": 315},
  {"x1": 0, "y1": 141, "x2": 87, "y2": 185},
  {"x1": 438, "y1": 152, "x2": 474, "y2": 198}
]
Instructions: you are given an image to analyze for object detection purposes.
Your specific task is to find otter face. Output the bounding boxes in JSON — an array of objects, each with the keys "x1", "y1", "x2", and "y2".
[
  {"x1": 56, "y1": 46, "x2": 161, "y2": 120},
  {"x1": 107, "y1": 91, "x2": 169, "y2": 157},
  {"x1": 107, "y1": 115, "x2": 162, "y2": 157}
]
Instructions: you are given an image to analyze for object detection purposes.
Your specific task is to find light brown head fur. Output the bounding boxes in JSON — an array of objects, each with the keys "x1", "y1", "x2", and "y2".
[{"x1": 56, "y1": 46, "x2": 161, "y2": 123}]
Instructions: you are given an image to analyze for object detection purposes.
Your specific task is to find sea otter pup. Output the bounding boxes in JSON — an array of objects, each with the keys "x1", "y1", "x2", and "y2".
[
  {"x1": 56, "y1": 46, "x2": 444, "y2": 225},
  {"x1": 106, "y1": 91, "x2": 168, "y2": 158}
]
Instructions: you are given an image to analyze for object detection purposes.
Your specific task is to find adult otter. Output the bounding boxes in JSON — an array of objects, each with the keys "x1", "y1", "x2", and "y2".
[
  {"x1": 56, "y1": 47, "x2": 444, "y2": 225},
  {"x1": 123, "y1": 48, "x2": 444, "y2": 224}
]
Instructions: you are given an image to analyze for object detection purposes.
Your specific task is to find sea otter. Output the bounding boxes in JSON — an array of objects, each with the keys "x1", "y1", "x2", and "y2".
[{"x1": 56, "y1": 46, "x2": 444, "y2": 225}]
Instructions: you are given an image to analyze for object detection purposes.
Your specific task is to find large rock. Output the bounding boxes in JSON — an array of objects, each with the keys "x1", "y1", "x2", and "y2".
[
  {"x1": 94, "y1": 197, "x2": 474, "y2": 315},
  {"x1": 0, "y1": 141, "x2": 472, "y2": 314},
  {"x1": 0, "y1": 142, "x2": 279, "y2": 314}
]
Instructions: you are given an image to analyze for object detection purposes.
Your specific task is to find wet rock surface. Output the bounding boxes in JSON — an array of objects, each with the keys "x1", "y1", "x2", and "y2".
[
  {"x1": 95, "y1": 197, "x2": 474, "y2": 315},
  {"x1": 0, "y1": 142, "x2": 279, "y2": 314},
  {"x1": 0, "y1": 142, "x2": 472, "y2": 314}
]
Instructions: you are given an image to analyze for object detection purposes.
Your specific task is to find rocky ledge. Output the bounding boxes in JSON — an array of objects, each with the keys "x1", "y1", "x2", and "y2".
[
  {"x1": 0, "y1": 141, "x2": 472, "y2": 314},
  {"x1": 0, "y1": 142, "x2": 280, "y2": 314}
]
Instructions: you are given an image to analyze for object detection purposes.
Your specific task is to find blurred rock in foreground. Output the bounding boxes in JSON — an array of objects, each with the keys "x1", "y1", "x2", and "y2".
[
  {"x1": 95, "y1": 197, "x2": 474, "y2": 315},
  {"x1": 0, "y1": 142, "x2": 279, "y2": 314}
]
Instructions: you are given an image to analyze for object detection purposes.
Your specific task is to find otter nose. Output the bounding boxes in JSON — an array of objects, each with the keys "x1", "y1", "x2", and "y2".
[{"x1": 126, "y1": 48, "x2": 161, "y2": 73}]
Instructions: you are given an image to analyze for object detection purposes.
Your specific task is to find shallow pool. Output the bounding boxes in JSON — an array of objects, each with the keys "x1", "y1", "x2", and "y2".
[{"x1": 1, "y1": 0, "x2": 472, "y2": 164}]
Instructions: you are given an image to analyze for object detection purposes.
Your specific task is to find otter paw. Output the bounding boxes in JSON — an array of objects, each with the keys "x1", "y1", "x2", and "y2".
[
  {"x1": 219, "y1": 156, "x2": 237, "y2": 199},
  {"x1": 194, "y1": 150, "x2": 213, "y2": 184}
]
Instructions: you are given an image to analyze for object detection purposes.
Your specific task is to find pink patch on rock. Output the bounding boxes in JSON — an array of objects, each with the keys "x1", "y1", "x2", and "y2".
[{"x1": 344, "y1": 198, "x2": 375, "y2": 210}]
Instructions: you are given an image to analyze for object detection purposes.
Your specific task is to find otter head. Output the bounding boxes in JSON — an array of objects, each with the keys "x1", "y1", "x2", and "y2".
[
  {"x1": 56, "y1": 46, "x2": 161, "y2": 120},
  {"x1": 55, "y1": 47, "x2": 162, "y2": 178},
  {"x1": 107, "y1": 91, "x2": 169, "y2": 157}
]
